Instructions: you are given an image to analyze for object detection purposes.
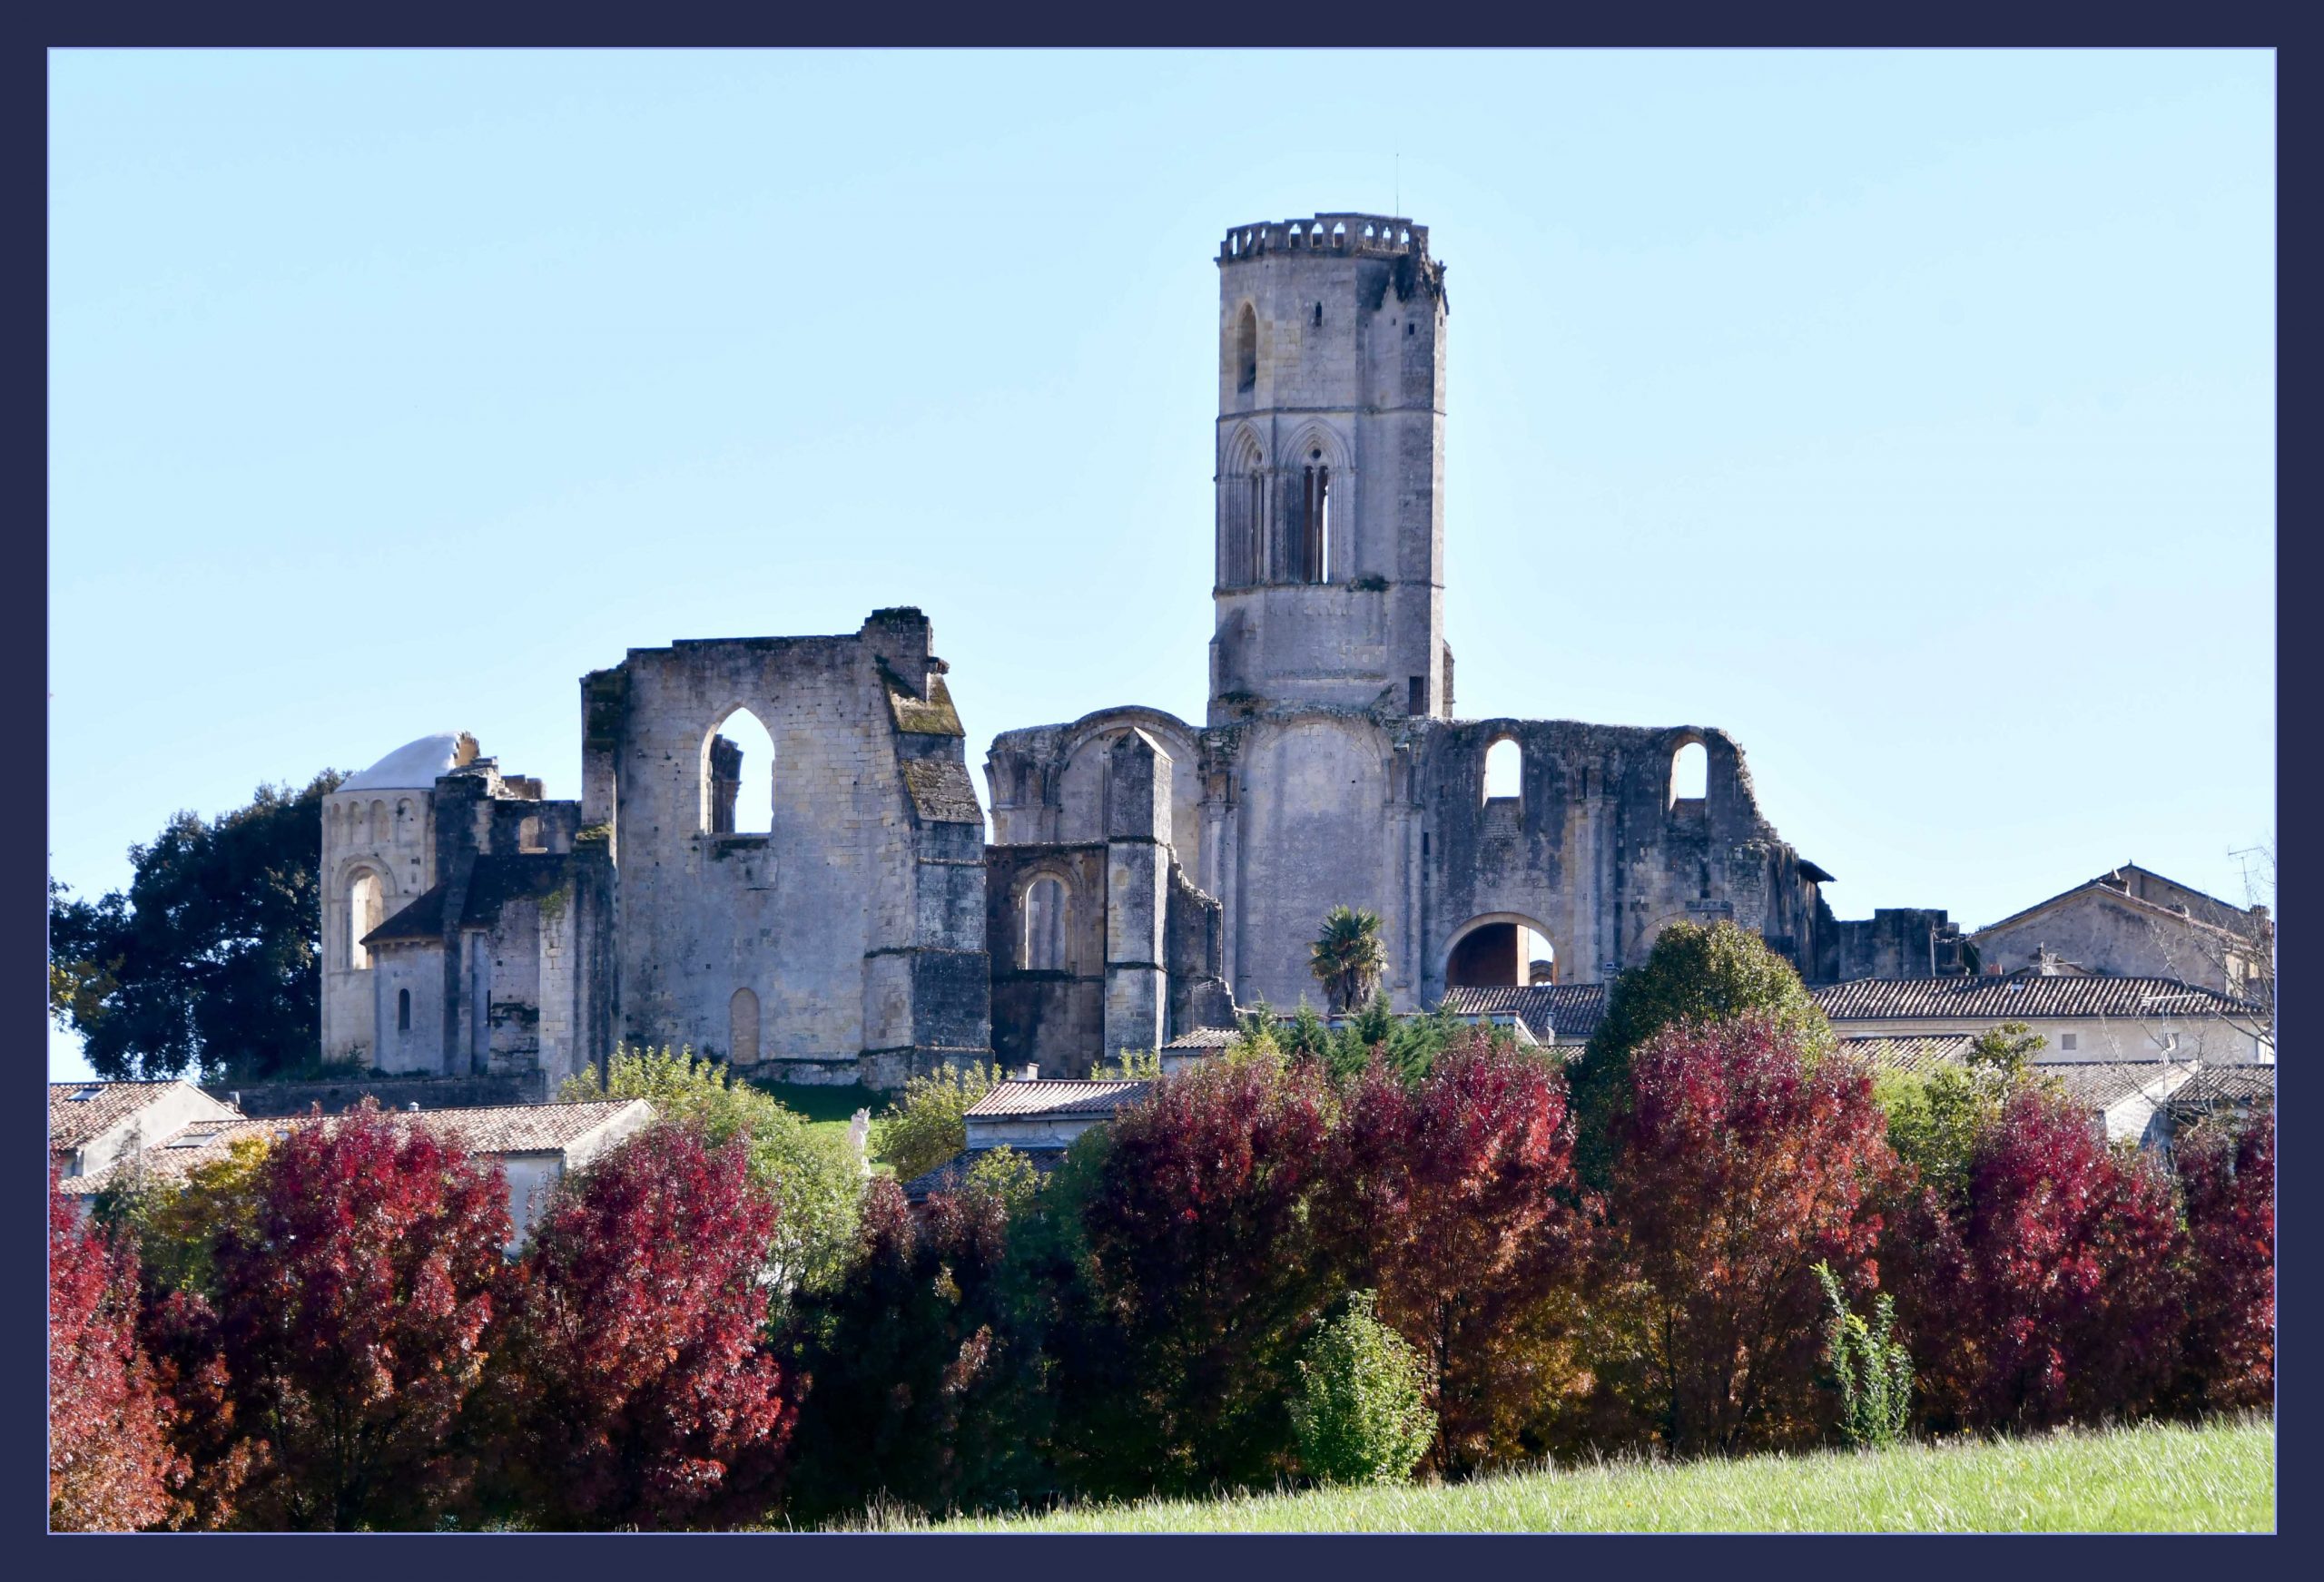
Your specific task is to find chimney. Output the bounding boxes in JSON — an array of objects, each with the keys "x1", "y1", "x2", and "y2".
[
  {"x1": 1016, "y1": 1064, "x2": 1039, "y2": 1082},
  {"x1": 407, "y1": 1102, "x2": 421, "y2": 1113}
]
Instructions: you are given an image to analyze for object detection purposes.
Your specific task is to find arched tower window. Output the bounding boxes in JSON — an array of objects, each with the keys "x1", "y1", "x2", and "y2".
[
  {"x1": 349, "y1": 870, "x2": 383, "y2": 971},
  {"x1": 1235, "y1": 303, "x2": 1257, "y2": 393},
  {"x1": 1022, "y1": 875, "x2": 1069, "y2": 971},
  {"x1": 1218, "y1": 427, "x2": 1265, "y2": 589},
  {"x1": 397, "y1": 988, "x2": 411, "y2": 1031},
  {"x1": 703, "y1": 709, "x2": 776, "y2": 834},
  {"x1": 729, "y1": 987, "x2": 760, "y2": 1066},
  {"x1": 1482, "y1": 737, "x2": 1522, "y2": 803},
  {"x1": 369, "y1": 801, "x2": 389, "y2": 844},
  {"x1": 1669, "y1": 740, "x2": 1708, "y2": 808},
  {"x1": 1285, "y1": 446, "x2": 1331, "y2": 583}
]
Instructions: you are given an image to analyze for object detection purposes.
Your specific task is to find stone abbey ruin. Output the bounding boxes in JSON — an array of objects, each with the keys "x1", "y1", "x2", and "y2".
[{"x1": 317, "y1": 212, "x2": 2102, "y2": 1091}]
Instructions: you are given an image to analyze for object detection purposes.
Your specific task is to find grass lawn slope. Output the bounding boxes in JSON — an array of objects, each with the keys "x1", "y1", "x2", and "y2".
[{"x1": 875, "y1": 1417, "x2": 2271, "y2": 1534}]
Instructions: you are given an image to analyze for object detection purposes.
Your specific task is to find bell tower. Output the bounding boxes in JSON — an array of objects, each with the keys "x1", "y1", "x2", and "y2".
[{"x1": 1208, "y1": 213, "x2": 1449, "y2": 723}]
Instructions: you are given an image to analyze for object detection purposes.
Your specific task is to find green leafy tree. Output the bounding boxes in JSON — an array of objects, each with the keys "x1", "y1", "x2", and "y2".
[
  {"x1": 1570, "y1": 919, "x2": 1835, "y2": 1188},
  {"x1": 1292, "y1": 1291, "x2": 1437, "y2": 1486},
  {"x1": 1875, "y1": 1022, "x2": 2053, "y2": 1214},
  {"x1": 1310, "y1": 905, "x2": 1388, "y2": 1014},
  {"x1": 1813, "y1": 1261, "x2": 1915, "y2": 1449},
  {"x1": 49, "y1": 771, "x2": 343, "y2": 1080},
  {"x1": 558, "y1": 1044, "x2": 863, "y2": 1299},
  {"x1": 962, "y1": 1145, "x2": 1043, "y2": 1214},
  {"x1": 872, "y1": 1059, "x2": 1004, "y2": 1184},
  {"x1": 94, "y1": 1134, "x2": 274, "y2": 1304},
  {"x1": 1093, "y1": 1049, "x2": 1163, "y2": 1080}
]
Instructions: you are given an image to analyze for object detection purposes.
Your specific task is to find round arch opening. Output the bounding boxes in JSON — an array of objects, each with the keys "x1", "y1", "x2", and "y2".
[{"x1": 1443, "y1": 913, "x2": 1560, "y2": 988}]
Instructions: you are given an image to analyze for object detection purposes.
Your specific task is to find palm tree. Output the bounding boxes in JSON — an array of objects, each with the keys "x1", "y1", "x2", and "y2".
[{"x1": 1310, "y1": 905, "x2": 1388, "y2": 1014}]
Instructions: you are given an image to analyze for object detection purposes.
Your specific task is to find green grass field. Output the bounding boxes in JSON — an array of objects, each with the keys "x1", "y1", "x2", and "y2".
[
  {"x1": 849, "y1": 1417, "x2": 2270, "y2": 1534},
  {"x1": 752, "y1": 1080, "x2": 881, "y2": 1150}
]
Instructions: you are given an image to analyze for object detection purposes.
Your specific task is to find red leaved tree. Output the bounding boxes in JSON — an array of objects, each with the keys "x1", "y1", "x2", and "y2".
[
  {"x1": 50, "y1": 1172, "x2": 185, "y2": 1531},
  {"x1": 1588, "y1": 1013, "x2": 1896, "y2": 1455},
  {"x1": 782, "y1": 1169, "x2": 1027, "y2": 1523},
  {"x1": 2171, "y1": 1103, "x2": 2274, "y2": 1415},
  {"x1": 1896, "y1": 1085, "x2": 2185, "y2": 1432},
  {"x1": 1059, "y1": 1052, "x2": 1342, "y2": 1498},
  {"x1": 1327, "y1": 1032, "x2": 1590, "y2": 1474},
  {"x1": 480, "y1": 1120, "x2": 793, "y2": 1530},
  {"x1": 191, "y1": 1101, "x2": 510, "y2": 1529}
]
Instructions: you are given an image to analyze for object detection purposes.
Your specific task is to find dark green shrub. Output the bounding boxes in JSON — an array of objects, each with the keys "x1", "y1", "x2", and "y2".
[{"x1": 1292, "y1": 1292, "x2": 1436, "y2": 1486}]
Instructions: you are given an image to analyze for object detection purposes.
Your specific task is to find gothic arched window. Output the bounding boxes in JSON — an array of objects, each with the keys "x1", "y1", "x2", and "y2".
[
  {"x1": 349, "y1": 870, "x2": 383, "y2": 971},
  {"x1": 1022, "y1": 875, "x2": 1069, "y2": 971}
]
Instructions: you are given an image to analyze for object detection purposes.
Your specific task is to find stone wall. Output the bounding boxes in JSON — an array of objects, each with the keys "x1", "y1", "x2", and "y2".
[
  {"x1": 1419, "y1": 718, "x2": 1836, "y2": 998},
  {"x1": 584, "y1": 609, "x2": 991, "y2": 1088},
  {"x1": 1830, "y1": 908, "x2": 1970, "y2": 982},
  {"x1": 210, "y1": 1073, "x2": 547, "y2": 1118},
  {"x1": 986, "y1": 843, "x2": 1108, "y2": 1074}
]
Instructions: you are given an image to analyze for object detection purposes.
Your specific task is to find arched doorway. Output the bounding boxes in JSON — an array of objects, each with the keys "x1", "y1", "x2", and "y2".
[{"x1": 1443, "y1": 913, "x2": 1560, "y2": 988}]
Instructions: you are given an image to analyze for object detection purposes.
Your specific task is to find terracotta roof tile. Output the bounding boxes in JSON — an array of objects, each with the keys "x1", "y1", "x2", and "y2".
[
  {"x1": 1160, "y1": 1027, "x2": 1239, "y2": 1050},
  {"x1": 1438, "y1": 984, "x2": 1609, "y2": 1041},
  {"x1": 58, "y1": 1100, "x2": 653, "y2": 1197},
  {"x1": 2036, "y1": 1062, "x2": 2193, "y2": 1114},
  {"x1": 48, "y1": 1081, "x2": 223, "y2": 1153},
  {"x1": 900, "y1": 1145, "x2": 1068, "y2": 1203},
  {"x1": 964, "y1": 1080, "x2": 1150, "y2": 1119},
  {"x1": 1840, "y1": 1035, "x2": 1979, "y2": 1073},
  {"x1": 2165, "y1": 1064, "x2": 2276, "y2": 1111},
  {"x1": 1812, "y1": 975, "x2": 2260, "y2": 1022}
]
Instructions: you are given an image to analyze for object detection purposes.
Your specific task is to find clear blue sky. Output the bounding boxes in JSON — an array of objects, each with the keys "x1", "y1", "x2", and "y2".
[{"x1": 49, "y1": 50, "x2": 2274, "y2": 1079}]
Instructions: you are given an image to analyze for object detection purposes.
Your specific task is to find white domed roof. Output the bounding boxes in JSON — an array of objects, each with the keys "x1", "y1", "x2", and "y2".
[{"x1": 341, "y1": 732, "x2": 478, "y2": 792}]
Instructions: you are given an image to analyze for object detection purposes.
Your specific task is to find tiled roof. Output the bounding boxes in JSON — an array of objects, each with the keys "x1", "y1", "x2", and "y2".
[
  {"x1": 365, "y1": 855, "x2": 575, "y2": 946},
  {"x1": 2035, "y1": 1062, "x2": 2191, "y2": 1115},
  {"x1": 2165, "y1": 1065, "x2": 2276, "y2": 1111},
  {"x1": 406, "y1": 1099, "x2": 651, "y2": 1154},
  {"x1": 48, "y1": 1081, "x2": 222, "y2": 1153},
  {"x1": 899, "y1": 759, "x2": 983, "y2": 825},
  {"x1": 1840, "y1": 1035, "x2": 1978, "y2": 1074},
  {"x1": 900, "y1": 1145, "x2": 1068, "y2": 1204},
  {"x1": 1161, "y1": 1027, "x2": 1240, "y2": 1050},
  {"x1": 1438, "y1": 984, "x2": 1610, "y2": 1042},
  {"x1": 1811, "y1": 975, "x2": 2260, "y2": 1023},
  {"x1": 965, "y1": 1079, "x2": 1150, "y2": 1119},
  {"x1": 56, "y1": 1118, "x2": 292, "y2": 1195},
  {"x1": 57, "y1": 1100, "x2": 653, "y2": 1197}
]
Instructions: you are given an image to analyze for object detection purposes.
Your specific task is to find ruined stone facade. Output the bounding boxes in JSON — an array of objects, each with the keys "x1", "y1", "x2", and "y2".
[
  {"x1": 322, "y1": 210, "x2": 2112, "y2": 1093},
  {"x1": 323, "y1": 612, "x2": 994, "y2": 1090},
  {"x1": 984, "y1": 214, "x2": 1853, "y2": 1066},
  {"x1": 322, "y1": 732, "x2": 614, "y2": 1086}
]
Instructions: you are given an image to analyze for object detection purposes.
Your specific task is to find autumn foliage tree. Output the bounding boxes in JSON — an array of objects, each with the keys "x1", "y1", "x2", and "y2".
[
  {"x1": 50, "y1": 1174, "x2": 185, "y2": 1531},
  {"x1": 783, "y1": 1162, "x2": 1029, "y2": 1523},
  {"x1": 1587, "y1": 1013, "x2": 1894, "y2": 1455},
  {"x1": 2171, "y1": 1104, "x2": 2274, "y2": 1413},
  {"x1": 478, "y1": 1121, "x2": 793, "y2": 1530},
  {"x1": 160, "y1": 1103, "x2": 511, "y2": 1530},
  {"x1": 1326, "y1": 1033, "x2": 1590, "y2": 1473},
  {"x1": 1571, "y1": 920, "x2": 1836, "y2": 1189},
  {"x1": 1058, "y1": 1051, "x2": 1342, "y2": 1498},
  {"x1": 1893, "y1": 1085, "x2": 2185, "y2": 1433}
]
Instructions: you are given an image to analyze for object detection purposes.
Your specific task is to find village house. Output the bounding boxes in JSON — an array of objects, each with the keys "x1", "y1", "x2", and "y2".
[
  {"x1": 48, "y1": 1080, "x2": 242, "y2": 1183},
  {"x1": 899, "y1": 1075, "x2": 1152, "y2": 1204},
  {"x1": 53, "y1": 1089, "x2": 654, "y2": 1248}
]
